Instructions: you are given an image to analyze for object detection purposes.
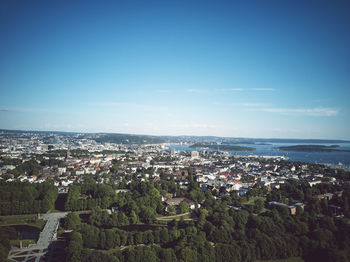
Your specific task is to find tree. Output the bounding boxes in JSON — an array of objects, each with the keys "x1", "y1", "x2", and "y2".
[
  {"x1": 66, "y1": 232, "x2": 83, "y2": 262},
  {"x1": 160, "y1": 228, "x2": 169, "y2": 243},
  {"x1": 179, "y1": 201, "x2": 190, "y2": 214},
  {"x1": 135, "y1": 232, "x2": 143, "y2": 244},
  {"x1": 215, "y1": 243, "x2": 241, "y2": 262},
  {"x1": 106, "y1": 229, "x2": 118, "y2": 249},
  {"x1": 80, "y1": 224, "x2": 100, "y2": 248},
  {"x1": 65, "y1": 212, "x2": 81, "y2": 230},
  {"x1": 130, "y1": 210, "x2": 138, "y2": 224},
  {"x1": 254, "y1": 198, "x2": 264, "y2": 214},
  {"x1": 99, "y1": 231, "x2": 106, "y2": 249},
  {"x1": 139, "y1": 206, "x2": 156, "y2": 224},
  {"x1": 198, "y1": 208, "x2": 209, "y2": 229},
  {"x1": 143, "y1": 248, "x2": 160, "y2": 262},
  {"x1": 181, "y1": 247, "x2": 198, "y2": 262},
  {"x1": 232, "y1": 210, "x2": 249, "y2": 230},
  {"x1": 159, "y1": 248, "x2": 177, "y2": 262},
  {"x1": 0, "y1": 244, "x2": 9, "y2": 262},
  {"x1": 198, "y1": 243, "x2": 215, "y2": 262},
  {"x1": 167, "y1": 205, "x2": 176, "y2": 215}
]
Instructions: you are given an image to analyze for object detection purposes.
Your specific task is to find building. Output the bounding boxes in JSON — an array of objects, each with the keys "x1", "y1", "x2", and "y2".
[
  {"x1": 268, "y1": 201, "x2": 297, "y2": 215},
  {"x1": 164, "y1": 197, "x2": 199, "y2": 210},
  {"x1": 191, "y1": 151, "x2": 199, "y2": 159},
  {"x1": 58, "y1": 167, "x2": 66, "y2": 175},
  {"x1": 66, "y1": 150, "x2": 71, "y2": 159},
  {"x1": 324, "y1": 193, "x2": 334, "y2": 201}
]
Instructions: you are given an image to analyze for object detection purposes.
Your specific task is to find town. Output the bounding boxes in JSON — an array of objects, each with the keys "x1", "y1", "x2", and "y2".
[
  {"x1": 1, "y1": 131, "x2": 350, "y2": 262},
  {"x1": 0, "y1": 131, "x2": 344, "y2": 193},
  {"x1": 0, "y1": 131, "x2": 342, "y2": 203}
]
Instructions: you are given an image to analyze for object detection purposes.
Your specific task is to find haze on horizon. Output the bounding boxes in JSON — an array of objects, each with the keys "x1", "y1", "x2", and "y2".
[{"x1": 1, "y1": 1, "x2": 350, "y2": 140}]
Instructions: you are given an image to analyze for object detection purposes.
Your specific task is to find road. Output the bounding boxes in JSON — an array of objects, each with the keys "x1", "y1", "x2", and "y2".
[{"x1": 8, "y1": 211, "x2": 68, "y2": 262}]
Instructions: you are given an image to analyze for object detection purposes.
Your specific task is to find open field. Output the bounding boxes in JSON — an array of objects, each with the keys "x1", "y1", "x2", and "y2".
[
  {"x1": 0, "y1": 214, "x2": 46, "y2": 229},
  {"x1": 156, "y1": 212, "x2": 192, "y2": 221},
  {"x1": 9, "y1": 239, "x2": 35, "y2": 248}
]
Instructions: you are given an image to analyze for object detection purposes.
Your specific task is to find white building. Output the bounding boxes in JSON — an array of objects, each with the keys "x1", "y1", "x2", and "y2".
[{"x1": 191, "y1": 151, "x2": 199, "y2": 159}]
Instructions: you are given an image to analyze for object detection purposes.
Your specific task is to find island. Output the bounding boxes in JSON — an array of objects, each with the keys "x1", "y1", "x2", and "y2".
[
  {"x1": 222, "y1": 141, "x2": 272, "y2": 145},
  {"x1": 189, "y1": 143, "x2": 256, "y2": 151},
  {"x1": 277, "y1": 145, "x2": 350, "y2": 152}
]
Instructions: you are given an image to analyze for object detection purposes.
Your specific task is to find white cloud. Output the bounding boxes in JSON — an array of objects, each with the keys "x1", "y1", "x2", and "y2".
[
  {"x1": 0, "y1": 108, "x2": 12, "y2": 112},
  {"x1": 251, "y1": 88, "x2": 275, "y2": 91},
  {"x1": 218, "y1": 88, "x2": 244, "y2": 91},
  {"x1": 216, "y1": 88, "x2": 274, "y2": 92},
  {"x1": 92, "y1": 101, "x2": 166, "y2": 111},
  {"x1": 38, "y1": 123, "x2": 86, "y2": 131},
  {"x1": 0, "y1": 107, "x2": 58, "y2": 113},
  {"x1": 246, "y1": 107, "x2": 339, "y2": 116},
  {"x1": 241, "y1": 103, "x2": 269, "y2": 107},
  {"x1": 186, "y1": 89, "x2": 208, "y2": 93}
]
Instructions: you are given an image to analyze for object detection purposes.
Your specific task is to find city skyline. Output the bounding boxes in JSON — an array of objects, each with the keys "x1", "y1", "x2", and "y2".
[{"x1": 1, "y1": 1, "x2": 350, "y2": 139}]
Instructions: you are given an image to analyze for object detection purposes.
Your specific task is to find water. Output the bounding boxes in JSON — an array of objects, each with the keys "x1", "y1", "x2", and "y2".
[{"x1": 168, "y1": 143, "x2": 350, "y2": 168}]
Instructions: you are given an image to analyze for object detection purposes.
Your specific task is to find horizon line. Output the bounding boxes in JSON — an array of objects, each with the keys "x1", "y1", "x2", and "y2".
[{"x1": 0, "y1": 128, "x2": 349, "y2": 142}]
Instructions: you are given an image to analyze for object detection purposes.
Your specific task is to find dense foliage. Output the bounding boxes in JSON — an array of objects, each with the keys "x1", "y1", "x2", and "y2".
[
  {"x1": 0, "y1": 181, "x2": 58, "y2": 215},
  {"x1": 64, "y1": 182, "x2": 115, "y2": 211},
  {"x1": 8, "y1": 159, "x2": 42, "y2": 177},
  {"x1": 65, "y1": 179, "x2": 350, "y2": 262},
  {"x1": 45, "y1": 149, "x2": 90, "y2": 157},
  {"x1": 65, "y1": 178, "x2": 165, "y2": 224},
  {"x1": 93, "y1": 134, "x2": 168, "y2": 145},
  {"x1": 0, "y1": 157, "x2": 21, "y2": 167},
  {"x1": 0, "y1": 227, "x2": 16, "y2": 261}
]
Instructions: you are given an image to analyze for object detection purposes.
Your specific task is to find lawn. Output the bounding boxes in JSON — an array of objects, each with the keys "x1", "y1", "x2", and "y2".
[
  {"x1": 156, "y1": 212, "x2": 192, "y2": 221},
  {"x1": 0, "y1": 214, "x2": 46, "y2": 229},
  {"x1": 9, "y1": 239, "x2": 35, "y2": 248}
]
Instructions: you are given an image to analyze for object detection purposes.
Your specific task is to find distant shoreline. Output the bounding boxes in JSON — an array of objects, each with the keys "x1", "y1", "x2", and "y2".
[
  {"x1": 0, "y1": 129, "x2": 349, "y2": 145},
  {"x1": 277, "y1": 145, "x2": 350, "y2": 152},
  {"x1": 189, "y1": 143, "x2": 256, "y2": 151}
]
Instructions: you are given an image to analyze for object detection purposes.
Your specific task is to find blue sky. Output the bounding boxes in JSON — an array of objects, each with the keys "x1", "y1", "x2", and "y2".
[{"x1": 1, "y1": 0, "x2": 350, "y2": 139}]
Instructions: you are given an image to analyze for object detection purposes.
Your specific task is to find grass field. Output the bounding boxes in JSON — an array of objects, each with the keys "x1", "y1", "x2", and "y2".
[
  {"x1": 0, "y1": 214, "x2": 46, "y2": 229},
  {"x1": 9, "y1": 239, "x2": 35, "y2": 248},
  {"x1": 156, "y1": 212, "x2": 192, "y2": 221}
]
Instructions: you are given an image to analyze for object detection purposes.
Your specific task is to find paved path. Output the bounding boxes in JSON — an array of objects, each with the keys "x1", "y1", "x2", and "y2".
[{"x1": 8, "y1": 212, "x2": 68, "y2": 262}]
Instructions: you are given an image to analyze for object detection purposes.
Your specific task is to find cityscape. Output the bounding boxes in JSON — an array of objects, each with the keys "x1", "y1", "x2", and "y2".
[
  {"x1": 1, "y1": 1, "x2": 350, "y2": 262},
  {"x1": 0, "y1": 130, "x2": 350, "y2": 261}
]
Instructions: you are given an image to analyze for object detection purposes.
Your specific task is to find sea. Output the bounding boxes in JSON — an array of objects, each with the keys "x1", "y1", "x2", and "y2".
[{"x1": 167, "y1": 143, "x2": 350, "y2": 169}]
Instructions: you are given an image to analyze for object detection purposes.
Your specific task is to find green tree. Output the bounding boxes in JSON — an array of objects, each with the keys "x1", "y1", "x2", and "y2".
[
  {"x1": 160, "y1": 228, "x2": 169, "y2": 243},
  {"x1": 130, "y1": 210, "x2": 138, "y2": 224},
  {"x1": 167, "y1": 205, "x2": 176, "y2": 215},
  {"x1": 143, "y1": 248, "x2": 160, "y2": 262},
  {"x1": 65, "y1": 212, "x2": 81, "y2": 230},
  {"x1": 254, "y1": 198, "x2": 264, "y2": 214},
  {"x1": 66, "y1": 232, "x2": 83, "y2": 262},
  {"x1": 179, "y1": 201, "x2": 190, "y2": 214},
  {"x1": 159, "y1": 248, "x2": 177, "y2": 262}
]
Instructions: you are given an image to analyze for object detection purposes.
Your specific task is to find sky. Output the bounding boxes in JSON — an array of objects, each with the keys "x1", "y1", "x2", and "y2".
[{"x1": 1, "y1": 0, "x2": 350, "y2": 139}]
